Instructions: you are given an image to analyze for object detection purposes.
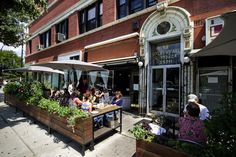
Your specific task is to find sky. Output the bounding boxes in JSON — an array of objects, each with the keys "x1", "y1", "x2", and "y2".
[{"x1": 0, "y1": 42, "x2": 25, "y2": 57}]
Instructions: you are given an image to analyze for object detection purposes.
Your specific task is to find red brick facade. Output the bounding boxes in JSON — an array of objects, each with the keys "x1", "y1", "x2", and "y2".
[{"x1": 26, "y1": 0, "x2": 236, "y2": 63}]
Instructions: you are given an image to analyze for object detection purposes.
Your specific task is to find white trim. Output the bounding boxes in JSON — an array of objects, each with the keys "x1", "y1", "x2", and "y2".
[
  {"x1": 85, "y1": 32, "x2": 139, "y2": 49},
  {"x1": 28, "y1": 0, "x2": 96, "y2": 40},
  {"x1": 90, "y1": 56, "x2": 136, "y2": 64},
  {"x1": 47, "y1": 0, "x2": 59, "y2": 9},
  {"x1": 28, "y1": 4, "x2": 158, "y2": 41}
]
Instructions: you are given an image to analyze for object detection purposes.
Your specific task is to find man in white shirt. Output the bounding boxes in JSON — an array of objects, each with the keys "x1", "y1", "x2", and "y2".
[{"x1": 184, "y1": 94, "x2": 209, "y2": 120}]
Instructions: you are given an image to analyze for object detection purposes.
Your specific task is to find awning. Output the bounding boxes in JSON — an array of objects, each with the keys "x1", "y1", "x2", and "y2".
[
  {"x1": 192, "y1": 10, "x2": 236, "y2": 57},
  {"x1": 5, "y1": 66, "x2": 65, "y2": 74}
]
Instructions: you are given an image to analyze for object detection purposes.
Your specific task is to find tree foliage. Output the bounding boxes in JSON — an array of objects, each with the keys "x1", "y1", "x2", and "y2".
[
  {"x1": 0, "y1": 50, "x2": 22, "y2": 81},
  {"x1": 0, "y1": 0, "x2": 47, "y2": 46},
  {"x1": 0, "y1": 50, "x2": 21, "y2": 69},
  {"x1": 204, "y1": 93, "x2": 236, "y2": 157}
]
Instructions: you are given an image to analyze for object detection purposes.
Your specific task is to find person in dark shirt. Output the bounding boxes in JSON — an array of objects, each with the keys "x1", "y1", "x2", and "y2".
[{"x1": 111, "y1": 91, "x2": 123, "y2": 106}]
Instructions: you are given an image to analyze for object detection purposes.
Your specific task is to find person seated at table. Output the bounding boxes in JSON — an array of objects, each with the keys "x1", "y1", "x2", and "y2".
[
  {"x1": 60, "y1": 89, "x2": 70, "y2": 106},
  {"x1": 183, "y1": 94, "x2": 209, "y2": 121},
  {"x1": 111, "y1": 91, "x2": 123, "y2": 106},
  {"x1": 83, "y1": 89, "x2": 96, "y2": 104},
  {"x1": 50, "y1": 88, "x2": 61, "y2": 101},
  {"x1": 81, "y1": 95, "x2": 92, "y2": 113},
  {"x1": 69, "y1": 91, "x2": 82, "y2": 109},
  {"x1": 179, "y1": 101, "x2": 207, "y2": 144}
]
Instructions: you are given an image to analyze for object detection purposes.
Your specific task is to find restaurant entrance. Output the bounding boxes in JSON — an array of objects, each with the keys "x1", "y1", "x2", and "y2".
[{"x1": 149, "y1": 38, "x2": 181, "y2": 117}]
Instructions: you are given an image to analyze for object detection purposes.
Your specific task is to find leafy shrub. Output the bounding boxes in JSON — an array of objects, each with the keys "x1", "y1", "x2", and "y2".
[
  {"x1": 204, "y1": 93, "x2": 236, "y2": 157},
  {"x1": 67, "y1": 108, "x2": 89, "y2": 132},
  {"x1": 27, "y1": 81, "x2": 44, "y2": 105},
  {"x1": 57, "y1": 106, "x2": 71, "y2": 117},
  {"x1": 3, "y1": 82, "x2": 20, "y2": 95},
  {"x1": 129, "y1": 124, "x2": 154, "y2": 142},
  {"x1": 47, "y1": 100, "x2": 60, "y2": 114},
  {"x1": 38, "y1": 98, "x2": 50, "y2": 109}
]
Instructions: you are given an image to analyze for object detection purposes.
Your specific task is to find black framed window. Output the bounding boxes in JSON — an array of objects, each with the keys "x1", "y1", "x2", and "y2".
[
  {"x1": 87, "y1": 6, "x2": 96, "y2": 31},
  {"x1": 117, "y1": 0, "x2": 157, "y2": 19},
  {"x1": 118, "y1": 0, "x2": 127, "y2": 19},
  {"x1": 79, "y1": 0, "x2": 103, "y2": 34},
  {"x1": 147, "y1": 0, "x2": 156, "y2": 7},
  {"x1": 56, "y1": 19, "x2": 68, "y2": 43},
  {"x1": 40, "y1": 29, "x2": 51, "y2": 48},
  {"x1": 130, "y1": 0, "x2": 144, "y2": 13},
  {"x1": 79, "y1": 11, "x2": 86, "y2": 34}
]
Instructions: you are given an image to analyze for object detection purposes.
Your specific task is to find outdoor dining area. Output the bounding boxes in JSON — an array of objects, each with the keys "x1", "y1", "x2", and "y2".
[{"x1": 3, "y1": 60, "x2": 123, "y2": 156}]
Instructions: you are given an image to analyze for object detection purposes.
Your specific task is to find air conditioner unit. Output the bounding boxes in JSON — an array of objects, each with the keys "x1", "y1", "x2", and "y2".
[
  {"x1": 57, "y1": 33, "x2": 66, "y2": 42},
  {"x1": 36, "y1": 44, "x2": 44, "y2": 50}
]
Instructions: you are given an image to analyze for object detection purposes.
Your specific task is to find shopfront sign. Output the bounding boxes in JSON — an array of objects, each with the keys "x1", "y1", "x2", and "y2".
[
  {"x1": 206, "y1": 16, "x2": 224, "y2": 45},
  {"x1": 151, "y1": 40, "x2": 180, "y2": 65}
]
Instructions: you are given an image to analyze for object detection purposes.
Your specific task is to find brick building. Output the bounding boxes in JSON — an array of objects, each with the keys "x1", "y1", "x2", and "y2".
[{"x1": 26, "y1": 0, "x2": 236, "y2": 117}]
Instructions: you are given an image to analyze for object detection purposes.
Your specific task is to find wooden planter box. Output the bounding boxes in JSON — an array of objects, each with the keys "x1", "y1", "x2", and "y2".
[
  {"x1": 136, "y1": 139, "x2": 189, "y2": 157},
  {"x1": 4, "y1": 94, "x2": 93, "y2": 155}
]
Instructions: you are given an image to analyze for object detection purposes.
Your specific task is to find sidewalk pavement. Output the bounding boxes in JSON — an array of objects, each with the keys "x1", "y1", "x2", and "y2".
[{"x1": 0, "y1": 89, "x2": 144, "y2": 157}]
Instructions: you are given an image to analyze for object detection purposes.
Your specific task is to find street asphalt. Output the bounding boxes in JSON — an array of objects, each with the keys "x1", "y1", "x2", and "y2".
[{"x1": 0, "y1": 88, "x2": 144, "y2": 157}]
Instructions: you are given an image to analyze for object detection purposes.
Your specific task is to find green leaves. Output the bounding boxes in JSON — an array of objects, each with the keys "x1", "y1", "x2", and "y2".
[
  {"x1": 129, "y1": 125, "x2": 154, "y2": 142},
  {"x1": 0, "y1": 0, "x2": 47, "y2": 46},
  {"x1": 4, "y1": 81, "x2": 89, "y2": 133},
  {"x1": 204, "y1": 93, "x2": 236, "y2": 157}
]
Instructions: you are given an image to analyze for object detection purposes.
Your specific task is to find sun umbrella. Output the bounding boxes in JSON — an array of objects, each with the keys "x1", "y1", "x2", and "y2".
[
  {"x1": 33, "y1": 60, "x2": 107, "y2": 71},
  {"x1": 5, "y1": 66, "x2": 65, "y2": 74}
]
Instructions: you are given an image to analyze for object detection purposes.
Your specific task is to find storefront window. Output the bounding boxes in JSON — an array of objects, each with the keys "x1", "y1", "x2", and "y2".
[{"x1": 151, "y1": 39, "x2": 180, "y2": 65}]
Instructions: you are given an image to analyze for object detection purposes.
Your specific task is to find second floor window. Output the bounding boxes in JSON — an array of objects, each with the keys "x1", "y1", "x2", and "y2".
[
  {"x1": 56, "y1": 19, "x2": 69, "y2": 43},
  {"x1": 79, "y1": 0, "x2": 103, "y2": 34},
  {"x1": 117, "y1": 0, "x2": 157, "y2": 19},
  {"x1": 40, "y1": 29, "x2": 51, "y2": 48}
]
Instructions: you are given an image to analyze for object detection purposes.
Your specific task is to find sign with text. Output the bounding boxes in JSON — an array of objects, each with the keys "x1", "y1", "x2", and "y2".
[{"x1": 151, "y1": 40, "x2": 180, "y2": 65}]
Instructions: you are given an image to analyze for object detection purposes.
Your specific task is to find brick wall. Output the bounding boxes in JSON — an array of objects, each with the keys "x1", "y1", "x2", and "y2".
[
  {"x1": 68, "y1": 12, "x2": 79, "y2": 38},
  {"x1": 103, "y1": 0, "x2": 116, "y2": 25},
  {"x1": 26, "y1": 0, "x2": 236, "y2": 63},
  {"x1": 29, "y1": 0, "x2": 80, "y2": 33}
]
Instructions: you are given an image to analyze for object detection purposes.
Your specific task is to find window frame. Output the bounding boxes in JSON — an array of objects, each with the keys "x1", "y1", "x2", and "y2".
[
  {"x1": 56, "y1": 19, "x2": 69, "y2": 43},
  {"x1": 39, "y1": 29, "x2": 51, "y2": 49},
  {"x1": 117, "y1": 0, "x2": 157, "y2": 19},
  {"x1": 79, "y1": 0, "x2": 103, "y2": 34}
]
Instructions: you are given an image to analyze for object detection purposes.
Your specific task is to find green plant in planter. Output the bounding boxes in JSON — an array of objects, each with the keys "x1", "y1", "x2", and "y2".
[
  {"x1": 15, "y1": 82, "x2": 31, "y2": 101},
  {"x1": 38, "y1": 98, "x2": 50, "y2": 109},
  {"x1": 57, "y1": 106, "x2": 71, "y2": 117},
  {"x1": 67, "y1": 109, "x2": 89, "y2": 132},
  {"x1": 47, "y1": 100, "x2": 60, "y2": 114},
  {"x1": 27, "y1": 81, "x2": 44, "y2": 106},
  {"x1": 3, "y1": 82, "x2": 21, "y2": 95},
  {"x1": 129, "y1": 124, "x2": 154, "y2": 142}
]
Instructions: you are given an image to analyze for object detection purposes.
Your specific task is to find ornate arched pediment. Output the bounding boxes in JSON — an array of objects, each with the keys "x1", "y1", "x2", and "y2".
[{"x1": 140, "y1": 6, "x2": 193, "y2": 42}]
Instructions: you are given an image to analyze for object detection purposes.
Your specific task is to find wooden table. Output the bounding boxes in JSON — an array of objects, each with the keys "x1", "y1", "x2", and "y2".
[{"x1": 89, "y1": 105, "x2": 122, "y2": 150}]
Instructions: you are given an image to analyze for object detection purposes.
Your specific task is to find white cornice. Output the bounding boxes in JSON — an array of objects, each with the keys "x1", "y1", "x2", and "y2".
[
  {"x1": 28, "y1": 0, "x2": 96, "y2": 39},
  {"x1": 85, "y1": 32, "x2": 139, "y2": 49}
]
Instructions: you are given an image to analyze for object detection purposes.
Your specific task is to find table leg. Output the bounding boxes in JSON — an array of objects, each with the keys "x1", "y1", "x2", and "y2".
[
  {"x1": 81, "y1": 144, "x2": 85, "y2": 156},
  {"x1": 120, "y1": 109, "x2": 122, "y2": 133}
]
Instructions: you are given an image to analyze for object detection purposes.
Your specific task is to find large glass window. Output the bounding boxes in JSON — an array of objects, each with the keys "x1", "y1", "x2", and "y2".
[
  {"x1": 40, "y1": 29, "x2": 51, "y2": 48},
  {"x1": 117, "y1": 0, "x2": 157, "y2": 19},
  {"x1": 79, "y1": 0, "x2": 103, "y2": 34},
  {"x1": 151, "y1": 39, "x2": 180, "y2": 65},
  {"x1": 56, "y1": 19, "x2": 68, "y2": 43}
]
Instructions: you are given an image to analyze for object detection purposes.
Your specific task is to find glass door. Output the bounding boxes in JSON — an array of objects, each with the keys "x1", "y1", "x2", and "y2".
[
  {"x1": 166, "y1": 67, "x2": 180, "y2": 114},
  {"x1": 151, "y1": 66, "x2": 180, "y2": 115}
]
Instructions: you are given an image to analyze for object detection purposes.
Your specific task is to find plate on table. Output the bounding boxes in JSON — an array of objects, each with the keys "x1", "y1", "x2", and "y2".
[{"x1": 91, "y1": 111, "x2": 99, "y2": 114}]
